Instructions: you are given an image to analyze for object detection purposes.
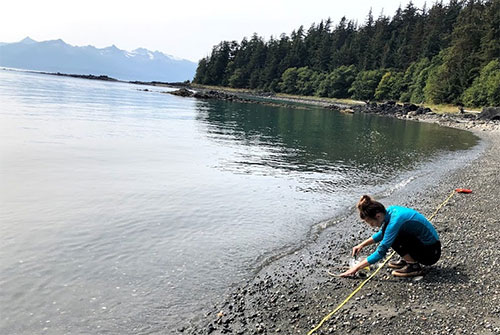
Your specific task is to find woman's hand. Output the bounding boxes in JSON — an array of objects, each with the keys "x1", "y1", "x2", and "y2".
[
  {"x1": 339, "y1": 258, "x2": 370, "y2": 278},
  {"x1": 352, "y1": 244, "x2": 363, "y2": 257},
  {"x1": 339, "y1": 266, "x2": 358, "y2": 277}
]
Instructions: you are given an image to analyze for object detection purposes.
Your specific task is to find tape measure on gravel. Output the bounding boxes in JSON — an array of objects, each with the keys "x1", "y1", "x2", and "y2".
[{"x1": 307, "y1": 188, "x2": 470, "y2": 335}]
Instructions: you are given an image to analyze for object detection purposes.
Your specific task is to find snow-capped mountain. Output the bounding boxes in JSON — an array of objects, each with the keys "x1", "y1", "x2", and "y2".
[{"x1": 0, "y1": 37, "x2": 197, "y2": 82}]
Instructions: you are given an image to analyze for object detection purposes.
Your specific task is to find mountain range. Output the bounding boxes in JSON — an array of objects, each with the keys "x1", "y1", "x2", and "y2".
[{"x1": 0, "y1": 37, "x2": 197, "y2": 82}]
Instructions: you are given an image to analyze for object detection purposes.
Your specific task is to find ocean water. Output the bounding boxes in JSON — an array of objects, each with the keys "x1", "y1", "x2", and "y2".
[{"x1": 0, "y1": 69, "x2": 478, "y2": 334}]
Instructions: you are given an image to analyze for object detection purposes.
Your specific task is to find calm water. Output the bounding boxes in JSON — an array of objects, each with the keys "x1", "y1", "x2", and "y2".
[{"x1": 0, "y1": 69, "x2": 478, "y2": 334}]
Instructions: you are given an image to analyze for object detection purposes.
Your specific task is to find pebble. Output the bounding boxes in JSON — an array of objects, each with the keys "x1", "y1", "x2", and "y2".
[{"x1": 182, "y1": 130, "x2": 500, "y2": 335}]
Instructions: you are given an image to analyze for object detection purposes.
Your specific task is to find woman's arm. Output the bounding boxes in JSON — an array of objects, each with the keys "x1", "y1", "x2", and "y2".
[
  {"x1": 338, "y1": 237, "x2": 376, "y2": 277},
  {"x1": 352, "y1": 237, "x2": 375, "y2": 256}
]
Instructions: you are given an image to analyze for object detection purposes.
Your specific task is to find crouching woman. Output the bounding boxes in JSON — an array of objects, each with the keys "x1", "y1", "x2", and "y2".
[{"x1": 340, "y1": 195, "x2": 441, "y2": 277}]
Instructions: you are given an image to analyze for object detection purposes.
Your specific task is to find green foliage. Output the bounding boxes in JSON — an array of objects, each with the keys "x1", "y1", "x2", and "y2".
[
  {"x1": 349, "y1": 70, "x2": 384, "y2": 100},
  {"x1": 424, "y1": 1, "x2": 495, "y2": 105},
  {"x1": 296, "y1": 67, "x2": 319, "y2": 96},
  {"x1": 228, "y1": 68, "x2": 248, "y2": 88},
  {"x1": 424, "y1": 43, "x2": 475, "y2": 105},
  {"x1": 278, "y1": 67, "x2": 299, "y2": 94},
  {"x1": 194, "y1": 58, "x2": 209, "y2": 84},
  {"x1": 374, "y1": 71, "x2": 404, "y2": 101},
  {"x1": 316, "y1": 65, "x2": 357, "y2": 98},
  {"x1": 400, "y1": 58, "x2": 431, "y2": 103},
  {"x1": 480, "y1": 0, "x2": 500, "y2": 63},
  {"x1": 462, "y1": 59, "x2": 500, "y2": 107},
  {"x1": 277, "y1": 66, "x2": 321, "y2": 95},
  {"x1": 408, "y1": 60, "x2": 432, "y2": 104},
  {"x1": 194, "y1": 0, "x2": 500, "y2": 107}
]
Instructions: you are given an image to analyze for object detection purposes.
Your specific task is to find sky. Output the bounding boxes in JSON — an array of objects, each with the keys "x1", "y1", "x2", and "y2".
[{"x1": 1, "y1": 0, "x2": 430, "y2": 62}]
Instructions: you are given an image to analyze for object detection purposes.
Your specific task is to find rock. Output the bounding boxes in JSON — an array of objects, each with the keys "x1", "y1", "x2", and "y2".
[
  {"x1": 169, "y1": 88, "x2": 194, "y2": 97},
  {"x1": 478, "y1": 107, "x2": 500, "y2": 120},
  {"x1": 403, "y1": 103, "x2": 419, "y2": 112},
  {"x1": 352, "y1": 101, "x2": 433, "y2": 116},
  {"x1": 207, "y1": 323, "x2": 216, "y2": 334},
  {"x1": 255, "y1": 323, "x2": 266, "y2": 333}
]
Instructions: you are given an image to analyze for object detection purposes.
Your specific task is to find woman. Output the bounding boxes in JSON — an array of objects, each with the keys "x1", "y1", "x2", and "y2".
[{"x1": 340, "y1": 195, "x2": 441, "y2": 277}]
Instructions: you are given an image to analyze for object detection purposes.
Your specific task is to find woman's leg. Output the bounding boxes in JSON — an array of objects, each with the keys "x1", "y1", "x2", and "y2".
[
  {"x1": 391, "y1": 231, "x2": 421, "y2": 262},
  {"x1": 418, "y1": 240, "x2": 441, "y2": 265},
  {"x1": 391, "y1": 232, "x2": 441, "y2": 265},
  {"x1": 390, "y1": 232, "x2": 434, "y2": 277}
]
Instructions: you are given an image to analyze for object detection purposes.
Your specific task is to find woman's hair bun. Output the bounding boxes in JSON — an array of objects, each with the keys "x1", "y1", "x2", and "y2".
[{"x1": 357, "y1": 195, "x2": 372, "y2": 209}]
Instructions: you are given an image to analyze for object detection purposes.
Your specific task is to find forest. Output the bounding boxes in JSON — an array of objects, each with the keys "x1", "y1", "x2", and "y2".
[{"x1": 193, "y1": 0, "x2": 499, "y2": 107}]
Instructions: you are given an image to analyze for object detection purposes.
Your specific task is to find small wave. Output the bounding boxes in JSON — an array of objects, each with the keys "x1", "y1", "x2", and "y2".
[{"x1": 381, "y1": 175, "x2": 418, "y2": 197}]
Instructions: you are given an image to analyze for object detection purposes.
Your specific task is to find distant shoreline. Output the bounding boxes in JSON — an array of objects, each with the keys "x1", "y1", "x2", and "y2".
[{"x1": 0, "y1": 67, "x2": 191, "y2": 88}]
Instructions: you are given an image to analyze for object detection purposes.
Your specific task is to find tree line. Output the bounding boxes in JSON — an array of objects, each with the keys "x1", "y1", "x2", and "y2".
[{"x1": 194, "y1": 0, "x2": 499, "y2": 107}]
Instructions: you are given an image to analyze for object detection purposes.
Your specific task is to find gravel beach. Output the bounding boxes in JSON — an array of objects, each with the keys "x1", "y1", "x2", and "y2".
[{"x1": 181, "y1": 114, "x2": 500, "y2": 335}]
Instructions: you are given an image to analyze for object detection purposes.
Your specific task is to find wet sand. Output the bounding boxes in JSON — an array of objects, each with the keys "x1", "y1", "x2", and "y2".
[{"x1": 181, "y1": 115, "x2": 500, "y2": 335}]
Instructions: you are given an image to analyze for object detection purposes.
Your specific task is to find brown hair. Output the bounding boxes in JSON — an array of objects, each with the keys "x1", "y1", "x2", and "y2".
[{"x1": 357, "y1": 195, "x2": 386, "y2": 220}]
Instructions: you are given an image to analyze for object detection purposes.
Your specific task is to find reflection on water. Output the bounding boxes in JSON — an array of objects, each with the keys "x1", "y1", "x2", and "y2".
[
  {"x1": 0, "y1": 69, "x2": 478, "y2": 334},
  {"x1": 196, "y1": 99, "x2": 476, "y2": 191}
]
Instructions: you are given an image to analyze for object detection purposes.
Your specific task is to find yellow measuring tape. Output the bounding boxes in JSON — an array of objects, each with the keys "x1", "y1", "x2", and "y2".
[{"x1": 307, "y1": 189, "x2": 458, "y2": 335}]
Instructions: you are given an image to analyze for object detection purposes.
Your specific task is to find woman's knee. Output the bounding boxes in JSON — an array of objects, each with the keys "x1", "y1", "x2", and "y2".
[{"x1": 417, "y1": 241, "x2": 441, "y2": 265}]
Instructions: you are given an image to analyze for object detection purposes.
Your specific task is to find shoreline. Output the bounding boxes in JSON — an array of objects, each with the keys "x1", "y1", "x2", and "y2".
[
  {"x1": 181, "y1": 102, "x2": 500, "y2": 333},
  {"x1": 173, "y1": 85, "x2": 500, "y2": 133}
]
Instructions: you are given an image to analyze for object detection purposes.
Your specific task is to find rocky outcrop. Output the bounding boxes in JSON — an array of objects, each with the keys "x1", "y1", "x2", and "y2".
[
  {"x1": 168, "y1": 88, "x2": 195, "y2": 97},
  {"x1": 168, "y1": 88, "x2": 248, "y2": 101},
  {"x1": 192, "y1": 90, "x2": 250, "y2": 102},
  {"x1": 478, "y1": 107, "x2": 500, "y2": 120},
  {"x1": 47, "y1": 72, "x2": 118, "y2": 81},
  {"x1": 351, "y1": 101, "x2": 433, "y2": 116},
  {"x1": 166, "y1": 89, "x2": 304, "y2": 110}
]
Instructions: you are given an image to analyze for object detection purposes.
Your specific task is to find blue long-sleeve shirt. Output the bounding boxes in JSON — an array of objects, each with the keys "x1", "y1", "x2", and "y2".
[{"x1": 366, "y1": 206, "x2": 439, "y2": 264}]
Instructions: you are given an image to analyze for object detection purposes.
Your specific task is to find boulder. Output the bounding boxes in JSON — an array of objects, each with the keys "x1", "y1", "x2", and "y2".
[
  {"x1": 478, "y1": 107, "x2": 500, "y2": 120},
  {"x1": 403, "y1": 103, "x2": 419, "y2": 112},
  {"x1": 169, "y1": 88, "x2": 194, "y2": 97}
]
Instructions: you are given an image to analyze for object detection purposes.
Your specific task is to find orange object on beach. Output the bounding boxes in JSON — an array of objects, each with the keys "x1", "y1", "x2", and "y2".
[{"x1": 455, "y1": 188, "x2": 472, "y2": 193}]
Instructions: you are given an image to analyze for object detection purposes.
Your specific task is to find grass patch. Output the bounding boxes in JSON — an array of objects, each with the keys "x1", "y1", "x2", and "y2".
[
  {"x1": 190, "y1": 84, "x2": 255, "y2": 94},
  {"x1": 422, "y1": 104, "x2": 482, "y2": 114},
  {"x1": 422, "y1": 104, "x2": 460, "y2": 114},
  {"x1": 190, "y1": 84, "x2": 364, "y2": 106},
  {"x1": 274, "y1": 93, "x2": 365, "y2": 105}
]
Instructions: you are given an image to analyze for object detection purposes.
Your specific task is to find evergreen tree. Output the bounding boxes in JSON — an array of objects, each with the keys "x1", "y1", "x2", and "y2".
[
  {"x1": 480, "y1": 0, "x2": 500, "y2": 63},
  {"x1": 296, "y1": 67, "x2": 320, "y2": 95},
  {"x1": 374, "y1": 71, "x2": 404, "y2": 100},
  {"x1": 316, "y1": 65, "x2": 357, "y2": 98},
  {"x1": 425, "y1": 1, "x2": 486, "y2": 103},
  {"x1": 462, "y1": 59, "x2": 500, "y2": 106},
  {"x1": 279, "y1": 67, "x2": 299, "y2": 94},
  {"x1": 195, "y1": 0, "x2": 499, "y2": 107},
  {"x1": 194, "y1": 58, "x2": 209, "y2": 84},
  {"x1": 349, "y1": 70, "x2": 384, "y2": 100}
]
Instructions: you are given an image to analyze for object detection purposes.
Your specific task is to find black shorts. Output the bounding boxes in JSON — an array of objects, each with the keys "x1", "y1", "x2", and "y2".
[{"x1": 391, "y1": 231, "x2": 441, "y2": 265}]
